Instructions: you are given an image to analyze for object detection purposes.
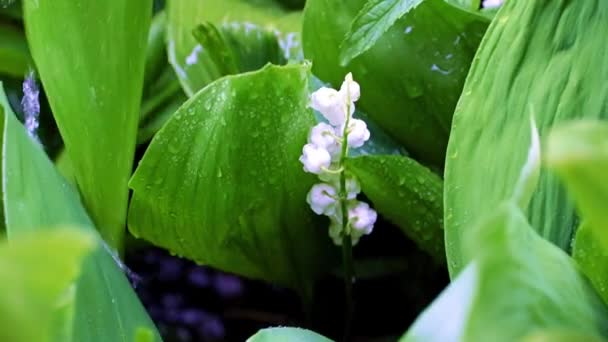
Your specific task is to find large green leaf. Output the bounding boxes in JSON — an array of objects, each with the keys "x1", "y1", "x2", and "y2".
[
  {"x1": 23, "y1": 0, "x2": 152, "y2": 250},
  {"x1": 303, "y1": 0, "x2": 488, "y2": 166},
  {"x1": 546, "y1": 120, "x2": 608, "y2": 249},
  {"x1": 401, "y1": 203, "x2": 608, "y2": 342},
  {"x1": 128, "y1": 63, "x2": 335, "y2": 298},
  {"x1": 444, "y1": 0, "x2": 608, "y2": 276},
  {"x1": 572, "y1": 223, "x2": 608, "y2": 307},
  {"x1": 1, "y1": 87, "x2": 161, "y2": 341},
  {"x1": 247, "y1": 327, "x2": 334, "y2": 342},
  {"x1": 167, "y1": 0, "x2": 301, "y2": 96},
  {"x1": 339, "y1": 0, "x2": 424, "y2": 65},
  {"x1": 0, "y1": 228, "x2": 95, "y2": 342},
  {"x1": 347, "y1": 155, "x2": 444, "y2": 262}
]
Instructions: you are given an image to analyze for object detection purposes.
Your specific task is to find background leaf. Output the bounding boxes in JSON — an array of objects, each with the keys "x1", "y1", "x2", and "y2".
[
  {"x1": 23, "y1": 0, "x2": 152, "y2": 250},
  {"x1": 167, "y1": 0, "x2": 301, "y2": 96},
  {"x1": 0, "y1": 228, "x2": 95, "y2": 342},
  {"x1": 402, "y1": 203, "x2": 608, "y2": 342},
  {"x1": 347, "y1": 155, "x2": 444, "y2": 262},
  {"x1": 444, "y1": 0, "x2": 608, "y2": 276},
  {"x1": 572, "y1": 223, "x2": 608, "y2": 307},
  {"x1": 247, "y1": 327, "x2": 334, "y2": 342},
  {"x1": 303, "y1": 0, "x2": 488, "y2": 166},
  {"x1": 339, "y1": 0, "x2": 424, "y2": 65},
  {"x1": 128, "y1": 63, "x2": 336, "y2": 298},
  {"x1": 0, "y1": 22, "x2": 31, "y2": 77},
  {"x1": 1, "y1": 85, "x2": 161, "y2": 341}
]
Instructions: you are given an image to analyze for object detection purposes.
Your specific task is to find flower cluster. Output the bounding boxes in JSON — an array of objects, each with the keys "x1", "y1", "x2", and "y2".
[{"x1": 299, "y1": 73, "x2": 377, "y2": 246}]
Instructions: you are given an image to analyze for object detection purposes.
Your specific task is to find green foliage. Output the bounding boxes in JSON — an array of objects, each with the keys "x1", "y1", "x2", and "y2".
[
  {"x1": 1, "y1": 85, "x2": 161, "y2": 341},
  {"x1": 0, "y1": 22, "x2": 30, "y2": 77},
  {"x1": 444, "y1": 0, "x2": 608, "y2": 276},
  {"x1": 128, "y1": 63, "x2": 336, "y2": 297},
  {"x1": 347, "y1": 155, "x2": 444, "y2": 262},
  {"x1": 402, "y1": 203, "x2": 608, "y2": 342},
  {"x1": 23, "y1": 0, "x2": 152, "y2": 251},
  {"x1": 247, "y1": 327, "x2": 334, "y2": 342},
  {"x1": 303, "y1": 0, "x2": 488, "y2": 166}
]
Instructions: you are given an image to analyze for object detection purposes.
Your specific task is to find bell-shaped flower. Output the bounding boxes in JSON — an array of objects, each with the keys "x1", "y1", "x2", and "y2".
[
  {"x1": 306, "y1": 183, "x2": 338, "y2": 216},
  {"x1": 345, "y1": 177, "x2": 361, "y2": 200},
  {"x1": 342, "y1": 119, "x2": 370, "y2": 148},
  {"x1": 309, "y1": 122, "x2": 340, "y2": 157},
  {"x1": 348, "y1": 201, "x2": 377, "y2": 235},
  {"x1": 300, "y1": 144, "x2": 331, "y2": 174},
  {"x1": 310, "y1": 87, "x2": 348, "y2": 126}
]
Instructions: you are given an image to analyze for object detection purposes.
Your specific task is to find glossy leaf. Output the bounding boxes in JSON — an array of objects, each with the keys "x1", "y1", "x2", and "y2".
[
  {"x1": 347, "y1": 155, "x2": 444, "y2": 262},
  {"x1": 23, "y1": 0, "x2": 152, "y2": 250},
  {"x1": 167, "y1": 0, "x2": 301, "y2": 96},
  {"x1": 572, "y1": 223, "x2": 608, "y2": 306},
  {"x1": 0, "y1": 228, "x2": 95, "y2": 342},
  {"x1": 1, "y1": 88, "x2": 161, "y2": 341},
  {"x1": 444, "y1": 0, "x2": 608, "y2": 276},
  {"x1": 339, "y1": 0, "x2": 424, "y2": 65},
  {"x1": 247, "y1": 327, "x2": 334, "y2": 342},
  {"x1": 128, "y1": 63, "x2": 335, "y2": 297},
  {"x1": 303, "y1": 0, "x2": 488, "y2": 165},
  {"x1": 546, "y1": 120, "x2": 608, "y2": 249},
  {"x1": 402, "y1": 203, "x2": 608, "y2": 342}
]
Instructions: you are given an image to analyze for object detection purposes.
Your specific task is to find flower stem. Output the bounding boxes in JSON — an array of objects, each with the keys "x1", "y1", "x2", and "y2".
[{"x1": 338, "y1": 98, "x2": 354, "y2": 341}]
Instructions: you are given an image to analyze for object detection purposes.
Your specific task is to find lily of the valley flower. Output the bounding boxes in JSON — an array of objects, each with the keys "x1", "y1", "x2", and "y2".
[{"x1": 299, "y1": 73, "x2": 377, "y2": 246}]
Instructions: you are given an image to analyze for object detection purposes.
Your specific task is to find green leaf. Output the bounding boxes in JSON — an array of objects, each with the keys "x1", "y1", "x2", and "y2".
[
  {"x1": 144, "y1": 11, "x2": 168, "y2": 87},
  {"x1": 401, "y1": 203, "x2": 608, "y2": 342},
  {"x1": 0, "y1": 228, "x2": 95, "y2": 342},
  {"x1": 167, "y1": 0, "x2": 301, "y2": 96},
  {"x1": 128, "y1": 63, "x2": 335, "y2": 297},
  {"x1": 546, "y1": 120, "x2": 608, "y2": 249},
  {"x1": 347, "y1": 155, "x2": 444, "y2": 262},
  {"x1": 1, "y1": 85, "x2": 161, "y2": 341},
  {"x1": 247, "y1": 327, "x2": 334, "y2": 342},
  {"x1": 520, "y1": 330, "x2": 607, "y2": 342},
  {"x1": 572, "y1": 223, "x2": 608, "y2": 307},
  {"x1": 339, "y1": 0, "x2": 424, "y2": 65},
  {"x1": 0, "y1": 22, "x2": 31, "y2": 77},
  {"x1": 444, "y1": 0, "x2": 608, "y2": 276},
  {"x1": 23, "y1": 0, "x2": 152, "y2": 251},
  {"x1": 303, "y1": 0, "x2": 489, "y2": 166}
]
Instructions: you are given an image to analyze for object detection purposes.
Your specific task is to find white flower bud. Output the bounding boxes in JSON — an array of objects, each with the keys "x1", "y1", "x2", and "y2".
[
  {"x1": 339, "y1": 72, "x2": 360, "y2": 102},
  {"x1": 306, "y1": 183, "x2": 338, "y2": 215},
  {"x1": 345, "y1": 119, "x2": 370, "y2": 148},
  {"x1": 346, "y1": 177, "x2": 361, "y2": 200},
  {"x1": 348, "y1": 201, "x2": 377, "y2": 235},
  {"x1": 309, "y1": 123, "x2": 340, "y2": 157},
  {"x1": 482, "y1": 0, "x2": 503, "y2": 8},
  {"x1": 299, "y1": 144, "x2": 331, "y2": 174},
  {"x1": 310, "y1": 87, "x2": 348, "y2": 126}
]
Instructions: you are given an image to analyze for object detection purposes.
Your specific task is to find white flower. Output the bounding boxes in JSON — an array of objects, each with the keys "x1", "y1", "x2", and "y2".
[
  {"x1": 299, "y1": 144, "x2": 331, "y2": 174},
  {"x1": 306, "y1": 183, "x2": 338, "y2": 215},
  {"x1": 339, "y1": 72, "x2": 360, "y2": 102},
  {"x1": 309, "y1": 123, "x2": 340, "y2": 157},
  {"x1": 346, "y1": 177, "x2": 361, "y2": 200},
  {"x1": 348, "y1": 202, "x2": 377, "y2": 235},
  {"x1": 344, "y1": 119, "x2": 370, "y2": 148},
  {"x1": 482, "y1": 0, "x2": 503, "y2": 8},
  {"x1": 310, "y1": 87, "x2": 348, "y2": 126}
]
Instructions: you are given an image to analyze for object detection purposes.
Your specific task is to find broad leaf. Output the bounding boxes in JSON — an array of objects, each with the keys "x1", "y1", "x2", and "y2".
[
  {"x1": 23, "y1": 0, "x2": 152, "y2": 250},
  {"x1": 546, "y1": 120, "x2": 608, "y2": 249},
  {"x1": 347, "y1": 155, "x2": 444, "y2": 262},
  {"x1": 1, "y1": 88, "x2": 161, "y2": 341},
  {"x1": 303, "y1": 0, "x2": 488, "y2": 165},
  {"x1": 572, "y1": 223, "x2": 608, "y2": 307},
  {"x1": 0, "y1": 228, "x2": 95, "y2": 342},
  {"x1": 247, "y1": 327, "x2": 334, "y2": 342},
  {"x1": 444, "y1": 0, "x2": 608, "y2": 276},
  {"x1": 402, "y1": 203, "x2": 608, "y2": 342},
  {"x1": 128, "y1": 63, "x2": 335, "y2": 298},
  {"x1": 0, "y1": 22, "x2": 31, "y2": 77},
  {"x1": 339, "y1": 0, "x2": 424, "y2": 65},
  {"x1": 167, "y1": 0, "x2": 301, "y2": 96}
]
